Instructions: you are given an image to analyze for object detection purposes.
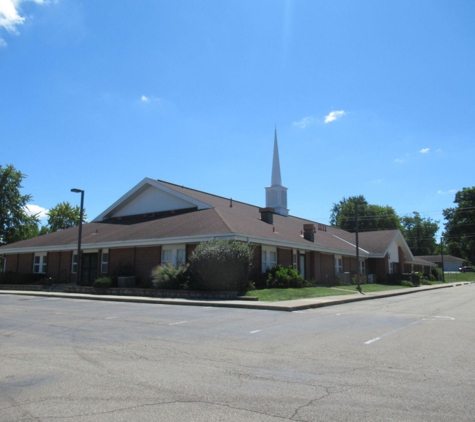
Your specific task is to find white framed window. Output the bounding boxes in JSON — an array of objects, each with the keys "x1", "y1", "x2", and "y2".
[
  {"x1": 161, "y1": 245, "x2": 186, "y2": 267},
  {"x1": 72, "y1": 253, "x2": 78, "y2": 274},
  {"x1": 359, "y1": 259, "x2": 366, "y2": 275},
  {"x1": 101, "y1": 250, "x2": 109, "y2": 273},
  {"x1": 389, "y1": 262, "x2": 394, "y2": 274},
  {"x1": 292, "y1": 251, "x2": 297, "y2": 270},
  {"x1": 261, "y1": 246, "x2": 277, "y2": 272},
  {"x1": 33, "y1": 253, "x2": 47, "y2": 274},
  {"x1": 335, "y1": 255, "x2": 343, "y2": 274}
]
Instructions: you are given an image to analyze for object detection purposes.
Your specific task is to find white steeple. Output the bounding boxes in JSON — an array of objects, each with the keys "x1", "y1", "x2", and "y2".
[{"x1": 265, "y1": 129, "x2": 289, "y2": 216}]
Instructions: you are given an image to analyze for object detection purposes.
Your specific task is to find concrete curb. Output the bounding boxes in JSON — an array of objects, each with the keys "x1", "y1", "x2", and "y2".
[{"x1": 0, "y1": 282, "x2": 471, "y2": 311}]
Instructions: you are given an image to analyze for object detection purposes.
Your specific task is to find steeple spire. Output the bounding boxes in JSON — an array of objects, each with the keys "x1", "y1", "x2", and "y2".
[
  {"x1": 271, "y1": 128, "x2": 282, "y2": 186},
  {"x1": 265, "y1": 129, "x2": 289, "y2": 216}
]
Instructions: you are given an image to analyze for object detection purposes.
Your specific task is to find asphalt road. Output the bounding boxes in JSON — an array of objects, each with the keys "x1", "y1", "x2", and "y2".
[{"x1": 1, "y1": 284, "x2": 474, "y2": 421}]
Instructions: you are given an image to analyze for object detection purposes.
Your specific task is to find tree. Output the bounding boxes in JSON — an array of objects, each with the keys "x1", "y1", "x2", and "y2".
[
  {"x1": 330, "y1": 195, "x2": 401, "y2": 232},
  {"x1": 0, "y1": 164, "x2": 40, "y2": 245},
  {"x1": 443, "y1": 187, "x2": 475, "y2": 263},
  {"x1": 46, "y1": 202, "x2": 87, "y2": 232},
  {"x1": 400, "y1": 212, "x2": 439, "y2": 255}
]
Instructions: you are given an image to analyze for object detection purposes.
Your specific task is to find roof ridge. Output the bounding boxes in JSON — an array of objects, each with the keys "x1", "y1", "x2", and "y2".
[{"x1": 212, "y1": 207, "x2": 234, "y2": 233}]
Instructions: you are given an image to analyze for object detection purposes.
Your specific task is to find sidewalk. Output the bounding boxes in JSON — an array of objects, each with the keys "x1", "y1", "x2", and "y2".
[{"x1": 0, "y1": 282, "x2": 471, "y2": 312}]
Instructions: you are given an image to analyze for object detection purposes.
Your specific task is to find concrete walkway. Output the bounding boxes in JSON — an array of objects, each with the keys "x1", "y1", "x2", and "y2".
[{"x1": 0, "y1": 282, "x2": 471, "y2": 311}]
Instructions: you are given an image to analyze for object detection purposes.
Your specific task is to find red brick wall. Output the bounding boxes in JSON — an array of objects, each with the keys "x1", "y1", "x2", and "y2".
[
  {"x1": 278, "y1": 248, "x2": 292, "y2": 267},
  {"x1": 320, "y1": 253, "x2": 335, "y2": 284},
  {"x1": 312, "y1": 252, "x2": 322, "y2": 283},
  {"x1": 250, "y1": 244, "x2": 261, "y2": 281},
  {"x1": 18, "y1": 253, "x2": 34, "y2": 274},
  {"x1": 305, "y1": 252, "x2": 315, "y2": 280},
  {"x1": 60, "y1": 251, "x2": 73, "y2": 283},
  {"x1": 4, "y1": 254, "x2": 19, "y2": 273},
  {"x1": 110, "y1": 248, "x2": 135, "y2": 271},
  {"x1": 47, "y1": 252, "x2": 61, "y2": 279},
  {"x1": 135, "y1": 246, "x2": 161, "y2": 285}
]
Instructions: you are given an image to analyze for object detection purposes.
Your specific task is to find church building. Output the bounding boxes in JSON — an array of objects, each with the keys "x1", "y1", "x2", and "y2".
[{"x1": 0, "y1": 131, "x2": 434, "y2": 285}]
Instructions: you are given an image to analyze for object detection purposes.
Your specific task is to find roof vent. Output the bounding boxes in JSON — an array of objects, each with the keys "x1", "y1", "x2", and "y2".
[
  {"x1": 259, "y1": 207, "x2": 275, "y2": 224},
  {"x1": 303, "y1": 224, "x2": 315, "y2": 242},
  {"x1": 318, "y1": 223, "x2": 327, "y2": 232}
]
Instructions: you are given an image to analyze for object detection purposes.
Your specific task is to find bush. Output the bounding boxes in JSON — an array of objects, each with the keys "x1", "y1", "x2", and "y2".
[
  {"x1": 420, "y1": 278, "x2": 432, "y2": 285},
  {"x1": 265, "y1": 265, "x2": 312, "y2": 288},
  {"x1": 189, "y1": 240, "x2": 253, "y2": 291},
  {"x1": 151, "y1": 264, "x2": 190, "y2": 290},
  {"x1": 401, "y1": 280, "x2": 414, "y2": 287},
  {"x1": 93, "y1": 277, "x2": 112, "y2": 289}
]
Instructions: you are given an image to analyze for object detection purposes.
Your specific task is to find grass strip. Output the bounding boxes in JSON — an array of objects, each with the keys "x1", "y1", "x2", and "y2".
[{"x1": 245, "y1": 287, "x2": 355, "y2": 302}]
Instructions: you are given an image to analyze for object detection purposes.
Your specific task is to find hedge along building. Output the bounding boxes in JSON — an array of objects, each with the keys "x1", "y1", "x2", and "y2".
[{"x1": 0, "y1": 131, "x2": 434, "y2": 285}]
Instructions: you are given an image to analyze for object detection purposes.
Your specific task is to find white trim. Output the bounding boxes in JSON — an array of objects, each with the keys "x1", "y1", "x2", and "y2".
[
  {"x1": 0, "y1": 232, "x2": 373, "y2": 258},
  {"x1": 92, "y1": 178, "x2": 212, "y2": 222}
]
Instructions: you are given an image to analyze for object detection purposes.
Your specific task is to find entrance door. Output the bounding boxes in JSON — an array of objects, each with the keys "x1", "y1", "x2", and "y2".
[{"x1": 82, "y1": 253, "x2": 98, "y2": 284}]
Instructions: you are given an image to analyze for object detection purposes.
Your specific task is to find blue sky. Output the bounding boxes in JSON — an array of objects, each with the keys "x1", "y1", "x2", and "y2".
[{"x1": 2, "y1": 1, "x2": 474, "y2": 239}]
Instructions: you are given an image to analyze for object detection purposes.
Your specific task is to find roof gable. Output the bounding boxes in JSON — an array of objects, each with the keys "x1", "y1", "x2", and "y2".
[{"x1": 93, "y1": 178, "x2": 212, "y2": 222}]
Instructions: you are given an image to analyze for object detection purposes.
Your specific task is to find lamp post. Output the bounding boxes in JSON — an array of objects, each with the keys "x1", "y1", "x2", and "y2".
[{"x1": 71, "y1": 189, "x2": 84, "y2": 285}]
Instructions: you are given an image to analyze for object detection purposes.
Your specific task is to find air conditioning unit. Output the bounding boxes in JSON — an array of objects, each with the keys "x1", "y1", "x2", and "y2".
[{"x1": 367, "y1": 274, "x2": 376, "y2": 284}]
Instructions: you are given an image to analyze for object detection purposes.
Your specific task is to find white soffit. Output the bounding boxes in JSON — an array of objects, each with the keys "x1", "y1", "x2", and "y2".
[{"x1": 93, "y1": 178, "x2": 212, "y2": 221}]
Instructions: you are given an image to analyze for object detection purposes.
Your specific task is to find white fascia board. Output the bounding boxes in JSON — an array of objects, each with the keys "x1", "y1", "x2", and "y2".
[
  {"x1": 384, "y1": 231, "x2": 415, "y2": 262},
  {"x1": 92, "y1": 178, "x2": 212, "y2": 222},
  {"x1": 0, "y1": 232, "x2": 370, "y2": 258}
]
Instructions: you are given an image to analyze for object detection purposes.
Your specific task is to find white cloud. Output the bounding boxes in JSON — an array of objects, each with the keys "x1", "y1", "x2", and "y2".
[
  {"x1": 292, "y1": 116, "x2": 317, "y2": 129},
  {"x1": 0, "y1": 0, "x2": 50, "y2": 46},
  {"x1": 437, "y1": 189, "x2": 457, "y2": 195},
  {"x1": 395, "y1": 158, "x2": 406, "y2": 164},
  {"x1": 24, "y1": 204, "x2": 49, "y2": 220},
  {"x1": 419, "y1": 148, "x2": 430, "y2": 154},
  {"x1": 139, "y1": 94, "x2": 162, "y2": 105},
  {"x1": 324, "y1": 110, "x2": 345, "y2": 123},
  {"x1": 141, "y1": 95, "x2": 150, "y2": 102}
]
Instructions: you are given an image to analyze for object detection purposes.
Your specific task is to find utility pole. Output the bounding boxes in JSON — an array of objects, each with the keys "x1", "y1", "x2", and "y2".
[
  {"x1": 355, "y1": 202, "x2": 365, "y2": 293},
  {"x1": 440, "y1": 237, "x2": 445, "y2": 283}
]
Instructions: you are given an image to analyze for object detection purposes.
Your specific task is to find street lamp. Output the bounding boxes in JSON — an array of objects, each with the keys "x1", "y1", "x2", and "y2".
[{"x1": 71, "y1": 189, "x2": 84, "y2": 285}]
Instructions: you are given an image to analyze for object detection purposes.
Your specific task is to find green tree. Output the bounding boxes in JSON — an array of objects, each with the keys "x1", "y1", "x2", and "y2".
[
  {"x1": 442, "y1": 187, "x2": 475, "y2": 263},
  {"x1": 330, "y1": 195, "x2": 401, "y2": 232},
  {"x1": 400, "y1": 212, "x2": 439, "y2": 255},
  {"x1": 46, "y1": 202, "x2": 87, "y2": 232},
  {"x1": 0, "y1": 164, "x2": 40, "y2": 245}
]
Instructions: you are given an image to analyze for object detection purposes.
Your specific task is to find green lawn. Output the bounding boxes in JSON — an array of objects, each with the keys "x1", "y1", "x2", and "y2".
[
  {"x1": 244, "y1": 278, "x2": 472, "y2": 302},
  {"x1": 244, "y1": 287, "x2": 355, "y2": 302},
  {"x1": 335, "y1": 283, "x2": 409, "y2": 293},
  {"x1": 441, "y1": 272, "x2": 475, "y2": 283}
]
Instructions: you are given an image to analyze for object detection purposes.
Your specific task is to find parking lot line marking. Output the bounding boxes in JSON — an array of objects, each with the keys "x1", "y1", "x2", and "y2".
[
  {"x1": 169, "y1": 321, "x2": 188, "y2": 325},
  {"x1": 365, "y1": 337, "x2": 381, "y2": 344},
  {"x1": 105, "y1": 317, "x2": 116, "y2": 319},
  {"x1": 250, "y1": 330, "x2": 261, "y2": 334}
]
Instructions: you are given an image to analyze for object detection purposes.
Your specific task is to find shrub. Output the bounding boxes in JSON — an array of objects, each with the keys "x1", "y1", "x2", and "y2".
[
  {"x1": 265, "y1": 265, "x2": 312, "y2": 288},
  {"x1": 93, "y1": 277, "x2": 112, "y2": 289},
  {"x1": 189, "y1": 240, "x2": 253, "y2": 291},
  {"x1": 420, "y1": 278, "x2": 432, "y2": 285},
  {"x1": 151, "y1": 263, "x2": 190, "y2": 290},
  {"x1": 401, "y1": 280, "x2": 414, "y2": 287}
]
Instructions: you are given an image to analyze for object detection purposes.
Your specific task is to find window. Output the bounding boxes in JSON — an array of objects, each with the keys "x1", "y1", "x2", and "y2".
[
  {"x1": 261, "y1": 247, "x2": 277, "y2": 272},
  {"x1": 33, "y1": 253, "x2": 47, "y2": 274},
  {"x1": 292, "y1": 251, "x2": 297, "y2": 270},
  {"x1": 335, "y1": 255, "x2": 343, "y2": 274},
  {"x1": 72, "y1": 253, "x2": 78, "y2": 274},
  {"x1": 389, "y1": 262, "x2": 394, "y2": 274},
  {"x1": 101, "y1": 250, "x2": 109, "y2": 273},
  {"x1": 162, "y1": 245, "x2": 186, "y2": 267},
  {"x1": 359, "y1": 259, "x2": 366, "y2": 275}
]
